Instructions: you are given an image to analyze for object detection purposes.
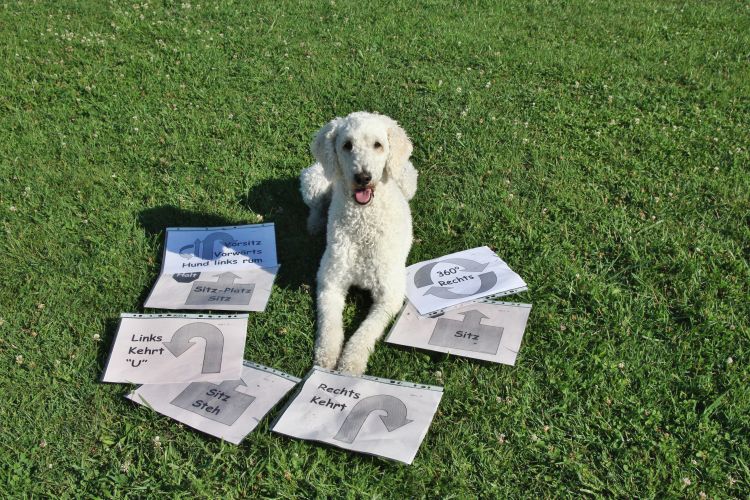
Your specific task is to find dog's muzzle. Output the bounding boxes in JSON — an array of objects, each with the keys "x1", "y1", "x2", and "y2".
[{"x1": 354, "y1": 186, "x2": 374, "y2": 205}]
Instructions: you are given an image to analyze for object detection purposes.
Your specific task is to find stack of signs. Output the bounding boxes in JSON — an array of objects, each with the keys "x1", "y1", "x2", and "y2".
[
  {"x1": 144, "y1": 224, "x2": 279, "y2": 311},
  {"x1": 272, "y1": 367, "x2": 443, "y2": 464},
  {"x1": 386, "y1": 246, "x2": 532, "y2": 365},
  {"x1": 103, "y1": 314, "x2": 299, "y2": 443}
]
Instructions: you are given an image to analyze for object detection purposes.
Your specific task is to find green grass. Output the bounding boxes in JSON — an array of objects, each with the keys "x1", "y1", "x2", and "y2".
[{"x1": 1, "y1": 0, "x2": 749, "y2": 496}]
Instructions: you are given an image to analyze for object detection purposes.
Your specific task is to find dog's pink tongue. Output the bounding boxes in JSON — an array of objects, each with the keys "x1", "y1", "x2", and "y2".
[{"x1": 355, "y1": 188, "x2": 372, "y2": 204}]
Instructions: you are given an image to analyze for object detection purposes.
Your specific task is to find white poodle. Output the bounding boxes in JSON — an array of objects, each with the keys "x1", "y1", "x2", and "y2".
[{"x1": 299, "y1": 112, "x2": 418, "y2": 375}]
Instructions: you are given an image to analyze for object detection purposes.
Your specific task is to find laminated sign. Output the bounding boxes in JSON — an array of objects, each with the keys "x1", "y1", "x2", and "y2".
[
  {"x1": 101, "y1": 313, "x2": 248, "y2": 384},
  {"x1": 144, "y1": 224, "x2": 279, "y2": 311},
  {"x1": 272, "y1": 367, "x2": 443, "y2": 464},
  {"x1": 405, "y1": 246, "x2": 527, "y2": 316},
  {"x1": 386, "y1": 300, "x2": 532, "y2": 365},
  {"x1": 127, "y1": 361, "x2": 300, "y2": 444}
]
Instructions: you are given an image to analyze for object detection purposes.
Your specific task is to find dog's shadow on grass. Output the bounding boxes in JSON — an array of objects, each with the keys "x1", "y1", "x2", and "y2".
[
  {"x1": 240, "y1": 176, "x2": 325, "y2": 291},
  {"x1": 135, "y1": 176, "x2": 325, "y2": 295}
]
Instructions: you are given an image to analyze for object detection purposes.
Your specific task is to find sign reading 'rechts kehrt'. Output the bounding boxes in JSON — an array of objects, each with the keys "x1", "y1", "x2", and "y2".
[{"x1": 272, "y1": 367, "x2": 443, "y2": 464}]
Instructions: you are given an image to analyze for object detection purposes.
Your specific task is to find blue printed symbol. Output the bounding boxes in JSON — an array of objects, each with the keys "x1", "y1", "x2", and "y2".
[{"x1": 179, "y1": 232, "x2": 237, "y2": 260}]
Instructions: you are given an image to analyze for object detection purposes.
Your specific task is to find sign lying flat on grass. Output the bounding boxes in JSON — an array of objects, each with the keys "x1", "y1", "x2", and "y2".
[
  {"x1": 144, "y1": 224, "x2": 279, "y2": 311},
  {"x1": 272, "y1": 367, "x2": 442, "y2": 465},
  {"x1": 386, "y1": 300, "x2": 532, "y2": 365},
  {"x1": 102, "y1": 313, "x2": 248, "y2": 384},
  {"x1": 405, "y1": 246, "x2": 527, "y2": 316},
  {"x1": 127, "y1": 361, "x2": 300, "y2": 444}
]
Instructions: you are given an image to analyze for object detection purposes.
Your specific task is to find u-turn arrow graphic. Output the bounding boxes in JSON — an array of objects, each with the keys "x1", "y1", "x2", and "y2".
[
  {"x1": 163, "y1": 322, "x2": 225, "y2": 374},
  {"x1": 333, "y1": 395, "x2": 413, "y2": 444}
]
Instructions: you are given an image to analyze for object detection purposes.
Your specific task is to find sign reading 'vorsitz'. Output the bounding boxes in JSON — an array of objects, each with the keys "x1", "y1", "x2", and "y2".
[
  {"x1": 160, "y1": 224, "x2": 277, "y2": 274},
  {"x1": 272, "y1": 367, "x2": 443, "y2": 464},
  {"x1": 144, "y1": 224, "x2": 279, "y2": 311}
]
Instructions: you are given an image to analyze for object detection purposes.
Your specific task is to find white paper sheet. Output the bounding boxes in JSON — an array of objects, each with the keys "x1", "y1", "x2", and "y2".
[
  {"x1": 127, "y1": 361, "x2": 300, "y2": 444},
  {"x1": 102, "y1": 313, "x2": 248, "y2": 384},
  {"x1": 405, "y1": 246, "x2": 527, "y2": 316},
  {"x1": 272, "y1": 367, "x2": 443, "y2": 464},
  {"x1": 144, "y1": 224, "x2": 279, "y2": 312},
  {"x1": 386, "y1": 300, "x2": 532, "y2": 365}
]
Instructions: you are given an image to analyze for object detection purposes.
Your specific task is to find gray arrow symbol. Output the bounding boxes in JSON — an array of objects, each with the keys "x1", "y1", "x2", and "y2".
[
  {"x1": 179, "y1": 238, "x2": 203, "y2": 259},
  {"x1": 217, "y1": 378, "x2": 246, "y2": 392},
  {"x1": 458, "y1": 309, "x2": 490, "y2": 327},
  {"x1": 215, "y1": 272, "x2": 241, "y2": 285},
  {"x1": 163, "y1": 322, "x2": 225, "y2": 374},
  {"x1": 414, "y1": 259, "x2": 489, "y2": 288},
  {"x1": 333, "y1": 395, "x2": 413, "y2": 444},
  {"x1": 169, "y1": 377, "x2": 255, "y2": 425},
  {"x1": 414, "y1": 262, "x2": 439, "y2": 288},
  {"x1": 424, "y1": 271, "x2": 498, "y2": 299},
  {"x1": 424, "y1": 286, "x2": 470, "y2": 299}
]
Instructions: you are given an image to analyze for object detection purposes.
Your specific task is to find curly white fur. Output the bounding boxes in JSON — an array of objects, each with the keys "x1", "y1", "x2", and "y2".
[{"x1": 299, "y1": 112, "x2": 418, "y2": 375}]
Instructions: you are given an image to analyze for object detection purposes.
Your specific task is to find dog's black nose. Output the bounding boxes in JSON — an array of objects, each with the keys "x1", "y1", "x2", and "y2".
[{"x1": 354, "y1": 172, "x2": 372, "y2": 186}]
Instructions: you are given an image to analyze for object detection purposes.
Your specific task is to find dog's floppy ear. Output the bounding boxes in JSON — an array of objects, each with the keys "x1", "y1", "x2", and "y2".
[
  {"x1": 385, "y1": 118, "x2": 413, "y2": 180},
  {"x1": 310, "y1": 117, "x2": 342, "y2": 178}
]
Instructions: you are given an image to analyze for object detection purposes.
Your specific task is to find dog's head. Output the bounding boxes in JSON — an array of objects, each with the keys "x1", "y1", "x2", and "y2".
[{"x1": 311, "y1": 112, "x2": 412, "y2": 206}]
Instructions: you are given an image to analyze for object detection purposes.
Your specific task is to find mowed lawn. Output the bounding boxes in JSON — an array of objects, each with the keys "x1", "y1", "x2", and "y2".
[{"x1": 1, "y1": 0, "x2": 748, "y2": 497}]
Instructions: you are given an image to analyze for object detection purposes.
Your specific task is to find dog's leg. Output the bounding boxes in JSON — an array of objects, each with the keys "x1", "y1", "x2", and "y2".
[
  {"x1": 306, "y1": 202, "x2": 328, "y2": 235},
  {"x1": 314, "y1": 254, "x2": 349, "y2": 369},
  {"x1": 299, "y1": 163, "x2": 332, "y2": 235},
  {"x1": 336, "y1": 280, "x2": 405, "y2": 375}
]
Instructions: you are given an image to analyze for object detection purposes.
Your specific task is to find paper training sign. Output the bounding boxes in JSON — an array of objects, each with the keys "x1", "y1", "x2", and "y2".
[
  {"x1": 272, "y1": 367, "x2": 443, "y2": 464},
  {"x1": 101, "y1": 313, "x2": 248, "y2": 384},
  {"x1": 387, "y1": 300, "x2": 532, "y2": 365},
  {"x1": 405, "y1": 246, "x2": 527, "y2": 316},
  {"x1": 128, "y1": 361, "x2": 300, "y2": 444}
]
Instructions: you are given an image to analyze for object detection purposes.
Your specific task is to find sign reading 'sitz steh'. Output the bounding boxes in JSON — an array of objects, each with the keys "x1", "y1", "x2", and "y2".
[
  {"x1": 144, "y1": 224, "x2": 279, "y2": 311},
  {"x1": 127, "y1": 361, "x2": 300, "y2": 444}
]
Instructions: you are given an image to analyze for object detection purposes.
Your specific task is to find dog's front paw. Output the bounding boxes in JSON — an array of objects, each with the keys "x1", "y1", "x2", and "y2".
[
  {"x1": 336, "y1": 351, "x2": 368, "y2": 376},
  {"x1": 314, "y1": 345, "x2": 340, "y2": 370}
]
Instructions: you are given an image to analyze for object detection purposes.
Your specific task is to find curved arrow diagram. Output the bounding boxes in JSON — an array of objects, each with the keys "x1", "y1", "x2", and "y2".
[
  {"x1": 424, "y1": 271, "x2": 498, "y2": 298},
  {"x1": 163, "y1": 322, "x2": 224, "y2": 374},
  {"x1": 333, "y1": 395, "x2": 413, "y2": 444},
  {"x1": 178, "y1": 232, "x2": 237, "y2": 260}
]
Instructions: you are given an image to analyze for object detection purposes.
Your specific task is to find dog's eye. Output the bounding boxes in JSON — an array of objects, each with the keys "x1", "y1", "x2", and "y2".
[
  {"x1": 374, "y1": 141, "x2": 382, "y2": 149},
  {"x1": 343, "y1": 141, "x2": 353, "y2": 151}
]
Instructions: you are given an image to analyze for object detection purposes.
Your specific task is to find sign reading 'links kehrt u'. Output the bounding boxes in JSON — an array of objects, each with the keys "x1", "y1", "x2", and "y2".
[
  {"x1": 272, "y1": 367, "x2": 443, "y2": 464},
  {"x1": 144, "y1": 224, "x2": 279, "y2": 311},
  {"x1": 102, "y1": 313, "x2": 248, "y2": 384},
  {"x1": 405, "y1": 246, "x2": 528, "y2": 316},
  {"x1": 127, "y1": 361, "x2": 300, "y2": 444}
]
